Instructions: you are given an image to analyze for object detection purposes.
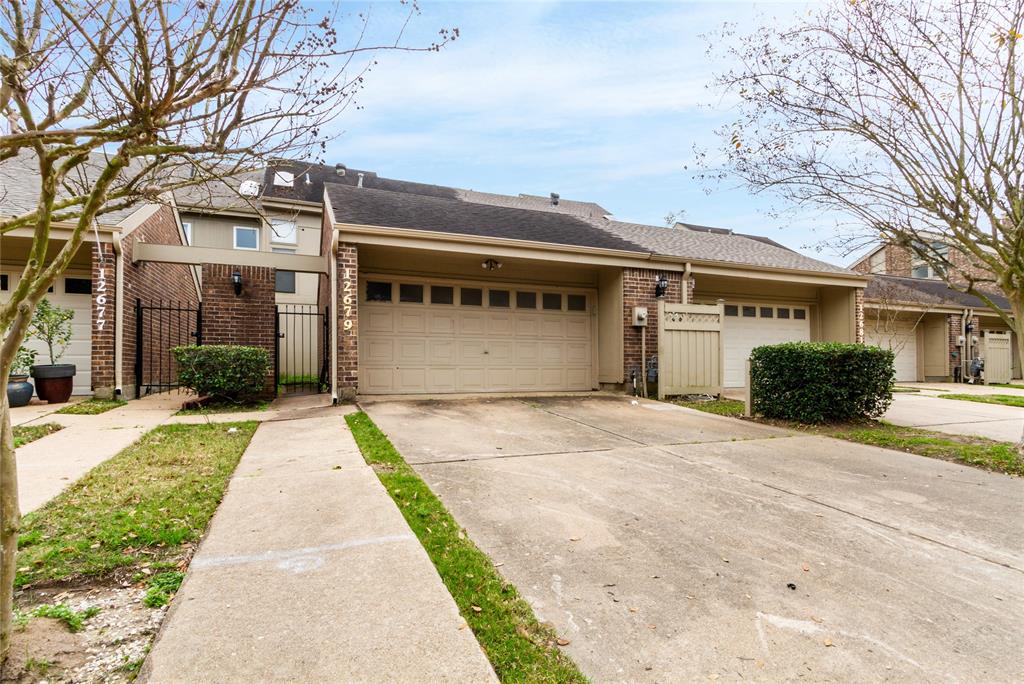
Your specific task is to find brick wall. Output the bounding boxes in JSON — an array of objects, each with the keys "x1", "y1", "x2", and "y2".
[
  {"x1": 855, "y1": 289, "x2": 865, "y2": 343},
  {"x1": 200, "y1": 263, "x2": 277, "y2": 397},
  {"x1": 622, "y1": 268, "x2": 686, "y2": 382},
  {"x1": 336, "y1": 243, "x2": 358, "y2": 399},
  {"x1": 91, "y1": 205, "x2": 199, "y2": 399}
]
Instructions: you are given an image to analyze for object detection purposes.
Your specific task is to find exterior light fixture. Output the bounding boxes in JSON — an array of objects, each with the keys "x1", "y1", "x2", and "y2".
[
  {"x1": 655, "y1": 274, "x2": 669, "y2": 298},
  {"x1": 231, "y1": 270, "x2": 243, "y2": 296},
  {"x1": 481, "y1": 258, "x2": 503, "y2": 271}
]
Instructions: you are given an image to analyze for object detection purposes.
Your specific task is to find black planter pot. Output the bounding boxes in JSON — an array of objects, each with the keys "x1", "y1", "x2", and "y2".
[
  {"x1": 30, "y1": 364, "x2": 76, "y2": 404},
  {"x1": 7, "y1": 375, "x2": 34, "y2": 408}
]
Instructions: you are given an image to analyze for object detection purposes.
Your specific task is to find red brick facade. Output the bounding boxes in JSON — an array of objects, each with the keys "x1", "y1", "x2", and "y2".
[
  {"x1": 336, "y1": 243, "x2": 358, "y2": 399},
  {"x1": 91, "y1": 205, "x2": 199, "y2": 398},
  {"x1": 200, "y1": 263, "x2": 277, "y2": 397},
  {"x1": 622, "y1": 268, "x2": 687, "y2": 381}
]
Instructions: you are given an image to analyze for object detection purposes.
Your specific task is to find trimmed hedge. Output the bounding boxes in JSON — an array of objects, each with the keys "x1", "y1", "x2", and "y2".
[
  {"x1": 172, "y1": 345, "x2": 270, "y2": 402},
  {"x1": 750, "y1": 342, "x2": 894, "y2": 423}
]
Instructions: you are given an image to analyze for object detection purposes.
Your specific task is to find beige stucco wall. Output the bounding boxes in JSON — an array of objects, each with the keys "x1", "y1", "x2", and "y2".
[
  {"x1": 597, "y1": 267, "x2": 624, "y2": 384},
  {"x1": 818, "y1": 287, "x2": 858, "y2": 343},
  {"x1": 921, "y1": 313, "x2": 949, "y2": 380}
]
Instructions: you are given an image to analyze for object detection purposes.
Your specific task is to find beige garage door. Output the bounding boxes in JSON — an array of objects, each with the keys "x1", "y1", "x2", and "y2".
[
  {"x1": 865, "y1": 318, "x2": 919, "y2": 381},
  {"x1": 359, "y1": 278, "x2": 594, "y2": 394},
  {"x1": 722, "y1": 303, "x2": 811, "y2": 387},
  {"x1": 1, "y1": 270, "x2": 93, "y2": 395}
]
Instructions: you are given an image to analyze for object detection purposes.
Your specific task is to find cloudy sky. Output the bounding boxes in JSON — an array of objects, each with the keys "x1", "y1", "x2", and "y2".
[{"x1": 325, "y1": 1, "x2": 860, "y2": 265}]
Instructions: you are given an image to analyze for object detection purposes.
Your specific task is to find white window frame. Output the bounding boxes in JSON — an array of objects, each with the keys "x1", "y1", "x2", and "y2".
[
  {"x1": 269, "y1": 219, "x2": 298, "y2": 245},
  {"x1": 181, "y1": 221, "x2": 192, "y2": 245},
  {"x1": 233, "y1": 225, "x2": 260, "y2": 251}
]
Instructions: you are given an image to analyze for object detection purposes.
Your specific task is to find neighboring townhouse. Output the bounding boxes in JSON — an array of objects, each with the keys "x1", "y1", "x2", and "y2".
[
  {"x1": 853, "y1": 243, "x2": 1021, "y2": 382},
  {"x1": 2, "y1": 156, "x2": 869, "y2": 401}
]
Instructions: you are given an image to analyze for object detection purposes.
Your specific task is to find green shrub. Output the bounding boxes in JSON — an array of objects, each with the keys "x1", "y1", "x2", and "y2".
[
  {"x1": 750, "y1": 342, "x2": 894, "y2": 423},
  {"x1": 172, "y1": 345, "x2": 269, "y2": 402}
]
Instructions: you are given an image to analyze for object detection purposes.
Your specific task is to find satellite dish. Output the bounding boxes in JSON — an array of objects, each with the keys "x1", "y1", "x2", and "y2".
[{"x1": 239, "y1": 179, "x2": 260, "y2": 197}]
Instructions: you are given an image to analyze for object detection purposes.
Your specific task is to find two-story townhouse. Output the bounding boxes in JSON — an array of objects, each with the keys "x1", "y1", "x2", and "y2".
[{"x1": 853, "y1": 243, "x2": 1020, "y2": 382}]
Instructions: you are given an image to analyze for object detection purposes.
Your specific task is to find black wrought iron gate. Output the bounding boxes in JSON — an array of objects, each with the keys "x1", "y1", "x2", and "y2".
[
  {"x1": 135, "y1": 298, "x2": 202, "y2": 398},
  {"x1": 275, "y1": 304, "x2": 329, "y2": 395}
]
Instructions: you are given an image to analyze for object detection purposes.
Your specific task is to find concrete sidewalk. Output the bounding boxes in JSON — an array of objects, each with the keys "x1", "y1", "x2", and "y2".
[
  {"x1": 15, "y1": 393, "x2": 182, "y2": 513},
  {"x1": 884, "y1": 392, "x2": 1024, "y2": 442},
  {"x1": 142, "y1": 409, "x2": 496, "y2": 683}
]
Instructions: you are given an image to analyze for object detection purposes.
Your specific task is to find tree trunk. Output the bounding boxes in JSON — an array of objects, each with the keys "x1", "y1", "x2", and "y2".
[
  {"x1": 0, "y1": 389, "x2": 18, "y2": 664},
  {"x1": 1011, "y1": 295, "x2": 1024, "y2": 456}
]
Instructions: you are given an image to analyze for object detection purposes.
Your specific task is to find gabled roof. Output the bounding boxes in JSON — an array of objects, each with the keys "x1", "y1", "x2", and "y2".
[
  {"x1": 325, "y1": 182, "x2": 645, "y2": 252},
  {"x1": 596, "y1": 219, "x2": 854, "y2": 274},
  {"x1": 0, "y1": 151, "x2": 151, "y2": 225},
  {"x1": 865, "y1": 274, "x2": 1011, "y2": 310}
]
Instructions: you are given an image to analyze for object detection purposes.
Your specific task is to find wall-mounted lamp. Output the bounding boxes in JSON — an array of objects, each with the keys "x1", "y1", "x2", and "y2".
[
  {"x1": 481, "y1": 258, "x2": 503, "y2": 271},
  {"x1": 654, "y1": 274, "x2": 669, "y2": 298},
  {"x1": 231, "y1": 270, "x2": 243, "y2": 296}
]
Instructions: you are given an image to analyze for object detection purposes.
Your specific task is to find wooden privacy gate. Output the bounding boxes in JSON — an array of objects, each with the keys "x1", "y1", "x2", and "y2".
[
  {"x1": 984, "y1": 331, "x2": 1013, "y2": 384},
  {"x1": 657, "y1": 301, "x2": 724, "y2": 398}
]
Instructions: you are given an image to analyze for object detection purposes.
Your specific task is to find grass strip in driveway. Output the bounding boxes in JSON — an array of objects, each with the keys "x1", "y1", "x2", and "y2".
[
  {"x1": 13, "y1": 422, "x2": 63, "y2": 448},
  {"x1": 677, "y1": 399, "x2": 1022, "y2": 476},
  {"x1": 16, "y1": 421, "x2": 258, "y2": 588},
  {"x1": 345, "y1": 411, "x2": 587, "y2": 684},
  {"x1": 937, "y1": 393, "x2": 1024, "y2": 408},
  {"x1": 55, "y1": 398, "x2": 126, "y2": 415}
]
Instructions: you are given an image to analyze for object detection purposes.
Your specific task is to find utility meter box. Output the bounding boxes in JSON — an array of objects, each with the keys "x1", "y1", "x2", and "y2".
[{"x1": 632, "y1": 306, "x2": 648, "y2": 327}]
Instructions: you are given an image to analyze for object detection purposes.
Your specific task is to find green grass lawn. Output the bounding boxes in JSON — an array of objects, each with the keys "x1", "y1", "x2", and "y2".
[
  {"x1": 676, "y1": 398, "x2": 1022, "y2": 476},
  {"x1": 55, "y1": 398, "x2": 126, "y2": 415},
  {"x1": 938, "y1": 393, "x2": 1024, "y2": 408},
  {"x1": 993, "y1": 383, "x2": 1024, "y2": 391},
  {"x1": 12, "y1": 423, "x2": 63, "y2": 448},
  {"x1": 16, "y1": 421, "x2": 257, "y2": 588},
  {"x1": 673, "y1": 398, "x2": 745, "y2": 416},
  {"x1": 175, "y1": 400, "x2": 270, "y2": 416},
  {"x1": 345, "y1": 411, "x2": 587, "y2": 684}
]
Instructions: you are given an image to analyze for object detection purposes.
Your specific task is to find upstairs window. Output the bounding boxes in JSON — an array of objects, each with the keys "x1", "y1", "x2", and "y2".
[
  {"x1": 270, "y1": 219, "x2": 298, "y2": 245},
  {"x1": 181, "y1": 221, "x2": 192, "y2": 245},
  {"x1": 233, "y1": 226, "x2": 259, "y2": 250},
  {"x1": 911, "y1": 241, "x2": 948, "y2": 280}
]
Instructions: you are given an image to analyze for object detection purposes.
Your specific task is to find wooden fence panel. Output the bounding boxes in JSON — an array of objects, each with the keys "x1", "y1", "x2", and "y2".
[{"x1": 657, "y1": 301, "x2": 723, "y2": 398}]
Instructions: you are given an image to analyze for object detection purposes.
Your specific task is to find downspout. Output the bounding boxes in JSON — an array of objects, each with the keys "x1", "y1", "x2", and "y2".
[
  {"x1": 112, "y1": 232, "x2": 125, "y2": 398},
  {"x1": 330, "y1": 228, "x2": 339, "y2": 404},
  {"x1": 682, "y1": 262, "x2": 692, "y2": 304}
]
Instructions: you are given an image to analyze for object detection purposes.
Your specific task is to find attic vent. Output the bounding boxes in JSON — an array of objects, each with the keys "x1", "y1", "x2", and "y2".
[
  {"x1": 550, "y1": 192, "x2": 560, "y2": 206},
  {"x1": 238, "y1": 180, "x2": 260, "y2": 197},
  {"x1": 273, "y1": 171, "x2": 294, "y2": 187}
]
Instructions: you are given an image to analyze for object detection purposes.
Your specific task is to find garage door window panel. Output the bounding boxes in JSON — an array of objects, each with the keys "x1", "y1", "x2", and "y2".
[
  {"x1": 778, "y1": 308, "x2": 790, "y2": 319},
  {"x1": 742, "y1": 306, "x2": 756, "y2": 318},
  {"x1": 400, "y1": 284, "x2": 424, "y2": 303},
  {"x1": 65, "y1": 277, "x2": 92, "y2": 295},
  {"x1": 489, "y1": 289, "x2": 510, "y2": 308},
  {"x1": 760, "y1": 307, "x2": 774, "y2": 318},
  {"x1": 794, "y1": 309, "x2": 806, "y2": 320},
  {"x1": 543, "y1": 293, "x2": 562, "y2": 310},
  {"x1": 367, "y1": 281, "x2": 392, "y2": 302},
  {"x1": 431, "y1": 286, "x2": 454, "y2": 305},
  {"x1": 567, "y1": 294, "x2": 587, "y2": 311},
  {"x1": 461, "y1": 288, "x2": 483, "y2": 306},
  {"x1": 516, "y1": 291, "x2": 536, "y2": 309}
]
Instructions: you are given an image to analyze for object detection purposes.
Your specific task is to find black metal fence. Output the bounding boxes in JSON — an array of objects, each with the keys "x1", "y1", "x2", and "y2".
[
  {"x1": 135, "y1": 298, "x2": 202, "y2": 398},
  {"x1": 275, "y1": 304, "x2": 329, "y2": 395}
]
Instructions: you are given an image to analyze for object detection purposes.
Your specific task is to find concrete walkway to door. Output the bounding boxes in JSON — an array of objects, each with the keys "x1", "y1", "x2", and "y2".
[{"x1": 142, "y1": 408, "x2": 496, "y2": 683}]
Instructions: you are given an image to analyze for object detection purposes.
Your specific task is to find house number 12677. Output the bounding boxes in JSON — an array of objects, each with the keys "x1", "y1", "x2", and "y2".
[{"x1": 342, "y1": 268, "x2": 353, "y2": 330}]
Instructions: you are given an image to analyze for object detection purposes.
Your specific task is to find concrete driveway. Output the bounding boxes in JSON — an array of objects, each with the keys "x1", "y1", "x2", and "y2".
[
  {"x1": 364, "y1": 395, "x2": 1024, "y2": 682},
  {"x1": 885, "y1": 391, "x2": 1024, "y2": 442}
]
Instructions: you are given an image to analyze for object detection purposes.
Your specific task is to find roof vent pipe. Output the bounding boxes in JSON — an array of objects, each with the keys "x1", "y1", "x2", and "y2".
[
  {"x1": 357, "y1": 172, "x2": 364, "y2": 188},
  {"x1": 550, "y1": 192, "x2": 559, "y2": 206},
  {"x1": 335, "y1": 163, "x2": 346, "y2": 176}
]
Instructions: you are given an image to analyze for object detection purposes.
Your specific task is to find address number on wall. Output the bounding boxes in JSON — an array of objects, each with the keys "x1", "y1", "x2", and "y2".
[
  {"x1": 342, "y1": 268, "x2": 354, "y2": 331},
  {"x1": 95, "y1": 266, "x2": 109, "y2": 331}
]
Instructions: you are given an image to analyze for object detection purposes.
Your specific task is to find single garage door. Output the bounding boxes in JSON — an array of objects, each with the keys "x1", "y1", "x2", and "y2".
[
  {"x1": 722, "y1": 303, "x2": 811, "y2": 387},
  {"x1": 359, "y1": 278, "x2": 593, "y2": 394},
  {"x1": 865, "y1": 318, "x2": 918, "y2": 381},
  {"x1": 1, "y1": 270, "x2": 92, "y2": 395}
]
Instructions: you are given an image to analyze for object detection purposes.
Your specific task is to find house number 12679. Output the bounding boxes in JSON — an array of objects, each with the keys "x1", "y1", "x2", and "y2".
[{"x1": 342, "y1": 268, "x2": 353, "y2": 331}]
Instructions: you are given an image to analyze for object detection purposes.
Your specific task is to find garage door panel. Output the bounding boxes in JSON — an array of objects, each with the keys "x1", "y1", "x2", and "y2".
[
  {"x1": 866, "y1": 320, "x2": 918, "y2": 381},
  {"x1": 460, "y1": 313, "x2": 485, "y2": 335},
  {"x1": 566, "y1": 317, "x2": 588, "y2": 339},
  {"x1": 359, "y1": 283, "x2": 594, "y2": 395},
  {"x1": 429, "y1": 312, "x2": 457, "y2": 335},
  {"x1": 365, "y1": 309, "x2": 394, "y2": 334}
]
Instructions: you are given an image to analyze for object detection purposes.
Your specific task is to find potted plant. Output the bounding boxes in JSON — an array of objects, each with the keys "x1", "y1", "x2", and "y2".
[
  {"x1": 27, "y1": 298, "x2": 77, "y2": 404},
  {"x1": 6, "y1": 346, "x2": 37, "y2": 408}
]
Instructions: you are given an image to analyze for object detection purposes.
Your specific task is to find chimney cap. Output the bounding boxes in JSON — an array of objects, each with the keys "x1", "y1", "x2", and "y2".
[{"x1": 550, "y1": 192, "x2": 560, "y2": 206}]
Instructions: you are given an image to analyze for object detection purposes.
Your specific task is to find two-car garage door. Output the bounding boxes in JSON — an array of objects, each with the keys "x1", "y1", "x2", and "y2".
[{"x1": 359, "y1": 278, "x2": 594, "y2": 394}]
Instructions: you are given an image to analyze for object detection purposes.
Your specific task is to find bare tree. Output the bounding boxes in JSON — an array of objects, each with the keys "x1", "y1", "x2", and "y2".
[
  {"x1": 700, "y1": 0, "x2": 1023, "y2": 423},
  {"x1": 864, "y1": 280, "x2": 932, "y2": 360},
  {"x1": 0, "y1": 0, "x2": 454, "y2": 661}
]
